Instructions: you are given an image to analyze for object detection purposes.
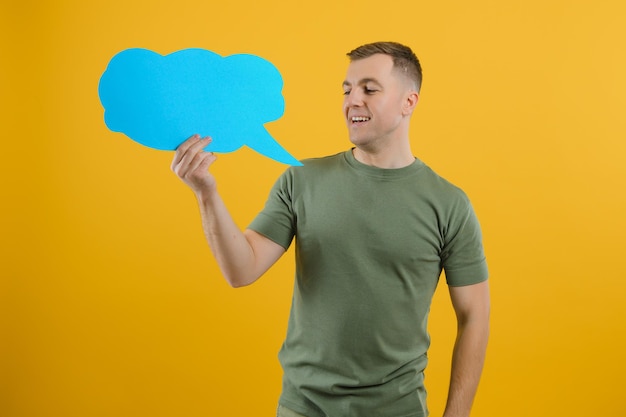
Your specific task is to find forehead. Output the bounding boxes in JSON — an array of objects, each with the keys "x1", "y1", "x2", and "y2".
[{"x1": 344, "y1": 54, "x2": 396, "y2": 85}]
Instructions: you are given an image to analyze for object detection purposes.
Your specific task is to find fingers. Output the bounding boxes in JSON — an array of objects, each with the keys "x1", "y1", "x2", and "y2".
[
  {"x1": 172, "y1": 134, "x2": 204, "y2": 168},
  {"x1": 186, "y1": 146, "x2": 217, "y2": 176},
  {"x1": 171, "y1": 134, "x2": 213, "y2": 175},
  {"x1": 171, "y1": 134, "x2": 195, "y2": 166}
]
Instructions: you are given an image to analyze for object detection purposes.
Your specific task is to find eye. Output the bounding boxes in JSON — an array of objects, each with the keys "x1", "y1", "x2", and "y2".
[
  {"x1": 343, "y1": 90, "x2": 351, "y2": 96},
  {"x1": 364, "y1": 87, "x2": 378, "y2": 94}
]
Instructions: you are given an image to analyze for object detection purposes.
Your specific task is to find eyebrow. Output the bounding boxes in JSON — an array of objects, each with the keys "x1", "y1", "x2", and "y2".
[{"x1": 342, "y1": 78, "x2": 383, "y2": 88}]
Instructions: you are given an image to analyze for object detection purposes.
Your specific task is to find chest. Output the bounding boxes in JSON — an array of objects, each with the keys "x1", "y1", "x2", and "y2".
[{"x1": 292, "y1": 174, "x2": 445, "y2": 266}]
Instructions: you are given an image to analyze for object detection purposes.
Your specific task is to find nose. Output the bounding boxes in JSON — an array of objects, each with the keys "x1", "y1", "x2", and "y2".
[{"x1": 344, "y1": 89, "x2": 364, "y2": 108}]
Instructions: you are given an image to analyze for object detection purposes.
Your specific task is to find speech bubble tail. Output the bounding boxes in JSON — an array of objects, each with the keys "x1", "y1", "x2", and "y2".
[{"x1": 246, "y1": 128, "x2": 302, "y2": 166}]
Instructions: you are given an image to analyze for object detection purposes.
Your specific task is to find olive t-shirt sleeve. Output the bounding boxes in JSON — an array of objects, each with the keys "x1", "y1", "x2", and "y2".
[
  {"x1": 441, "y1": 197, "x2": 488, "y2": 287},
  {"x1": 248, "y1": 169, "x2": 296, "y2": 250}
]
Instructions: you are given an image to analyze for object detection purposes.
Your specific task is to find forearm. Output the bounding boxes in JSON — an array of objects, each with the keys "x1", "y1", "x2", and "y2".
[
  {"x1": 195, "y1": 188, "x2": 259, "y2": 287},
  {"x1": 171, "y1": 135, "x2": 279, "y2": 287},
  {"x1": 442, "y1": 319, "x2": 489, "y2": 417}
]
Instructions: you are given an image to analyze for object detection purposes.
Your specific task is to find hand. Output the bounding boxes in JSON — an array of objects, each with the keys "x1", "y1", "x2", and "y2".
[{"x1": 171, "y1": 134, "x2": 218, "y2": 195}]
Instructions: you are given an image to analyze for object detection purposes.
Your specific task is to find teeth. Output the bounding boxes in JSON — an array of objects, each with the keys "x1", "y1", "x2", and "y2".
[{"x1": 351, "y1": 116, "x2": 370, "y2": 122}]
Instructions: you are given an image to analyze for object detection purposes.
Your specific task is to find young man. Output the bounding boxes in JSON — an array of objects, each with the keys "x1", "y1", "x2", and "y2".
[{"x1": 172, "y1": 42, "x2": 490, "y2": 417}]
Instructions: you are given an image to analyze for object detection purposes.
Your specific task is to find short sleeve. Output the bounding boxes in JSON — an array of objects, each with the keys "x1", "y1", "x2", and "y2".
[
  {"x1": 441, "y1": 198, "x2": 489, "y2": 287},
  {"x1": 247, "y1": 168, "x2": 297, "y2": 250}
]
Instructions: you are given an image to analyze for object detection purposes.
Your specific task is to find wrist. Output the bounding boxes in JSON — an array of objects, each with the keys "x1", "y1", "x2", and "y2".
[{"x1": 195, "y1": 186, "x2": 219, "y2": 205}]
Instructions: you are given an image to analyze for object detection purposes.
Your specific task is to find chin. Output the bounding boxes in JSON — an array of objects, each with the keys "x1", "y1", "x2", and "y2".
[{"x1": 348, "y1": 135, "x2": 373, "y2": 148}]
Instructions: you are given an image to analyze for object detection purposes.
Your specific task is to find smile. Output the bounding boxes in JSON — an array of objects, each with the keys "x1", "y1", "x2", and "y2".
[{"x1": 351, "y1": 116, "x2": 371, "y2": 123}]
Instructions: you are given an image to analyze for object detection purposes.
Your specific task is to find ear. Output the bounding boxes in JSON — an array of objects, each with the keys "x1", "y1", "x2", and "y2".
[{"x1": 402, "y1": 90, "x2": 419, "y2": 116}]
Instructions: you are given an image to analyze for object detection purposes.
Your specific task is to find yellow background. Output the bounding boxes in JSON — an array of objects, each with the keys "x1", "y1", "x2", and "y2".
[{"x1": 2, "y1": 0, "x2": 625, "y2": 416}]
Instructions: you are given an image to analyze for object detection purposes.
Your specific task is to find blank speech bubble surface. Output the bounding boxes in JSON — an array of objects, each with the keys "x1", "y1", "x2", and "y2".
[{"x1": 98, "y1": 48, "x2": 302, "y2": 166}]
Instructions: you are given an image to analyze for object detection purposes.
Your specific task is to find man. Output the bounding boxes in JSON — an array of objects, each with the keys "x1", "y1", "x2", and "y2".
[{"x1": 172, "y1": 42, "x2": 490, "y2": 417}]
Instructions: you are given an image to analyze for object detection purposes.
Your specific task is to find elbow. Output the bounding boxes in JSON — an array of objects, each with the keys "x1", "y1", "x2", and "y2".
[
  {"x1": 219, "y1": 259, "x2": 264, "y2": 288},
  {"x1": 224, "y1": 273, "x2": 257, "y2": 288},
  {"x1": 227, "y1": 279, "x2": 250, "y2": 289}
]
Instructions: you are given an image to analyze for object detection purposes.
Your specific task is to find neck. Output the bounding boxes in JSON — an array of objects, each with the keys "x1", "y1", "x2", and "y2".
[{"x1": 352, "y1": 141, "x2": 415, "y2": 169}]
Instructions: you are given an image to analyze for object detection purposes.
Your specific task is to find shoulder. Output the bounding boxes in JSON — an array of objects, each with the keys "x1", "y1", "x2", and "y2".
[
  {"x1": 271, "y1": 151, "x2": 347, "y2": 191},
  {"x1": 282, "y1": 151, "x2": 347, "y2": 178},
  {"x1": 417, "y1": 163, "x2": 471, "y2": 206},
  {"x1": 300, "y1": 151, "x2": 346, "y2": 169}
]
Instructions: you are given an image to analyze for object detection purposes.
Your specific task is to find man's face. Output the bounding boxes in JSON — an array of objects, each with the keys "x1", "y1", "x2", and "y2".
[{"x1": 342, "y1": 54, "x2": 412, "y2": 149}]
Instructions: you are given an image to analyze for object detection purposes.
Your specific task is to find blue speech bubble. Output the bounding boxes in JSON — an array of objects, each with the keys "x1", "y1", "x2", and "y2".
[{"x1": 98, "y1": 48, "x2": 302, "y2": 166}]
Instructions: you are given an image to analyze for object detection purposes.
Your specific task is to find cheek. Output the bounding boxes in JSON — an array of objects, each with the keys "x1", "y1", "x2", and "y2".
[
  {"x1": 381, "y1": 97, "x2": 404, "y2": 115},
  {"x1": 371, "y1": 99, "x2": 390, "y2": 115}
]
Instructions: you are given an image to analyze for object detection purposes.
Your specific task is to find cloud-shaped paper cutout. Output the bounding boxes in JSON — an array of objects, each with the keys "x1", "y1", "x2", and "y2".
[{"x1": 98, "y1": 48, "x2": 302, "y2": 166}]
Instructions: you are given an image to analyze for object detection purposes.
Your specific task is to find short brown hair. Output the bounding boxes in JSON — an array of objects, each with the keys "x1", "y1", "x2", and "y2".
[{"x1": 347, "y1": 42, "x2": 422, "y2": 92}]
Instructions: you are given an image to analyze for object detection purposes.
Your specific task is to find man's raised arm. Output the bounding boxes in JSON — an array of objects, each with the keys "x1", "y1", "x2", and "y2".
[{"x1": 171, "y1": 134, "x2": 286, "y2": 287}]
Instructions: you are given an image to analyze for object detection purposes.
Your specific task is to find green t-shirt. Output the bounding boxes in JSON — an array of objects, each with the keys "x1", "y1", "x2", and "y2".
[{"x1": 249, "y1": 150, "x2": 488, "y2": 417}]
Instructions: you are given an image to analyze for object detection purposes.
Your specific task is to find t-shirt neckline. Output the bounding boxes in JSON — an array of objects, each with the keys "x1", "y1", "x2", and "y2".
[{"x1": 343, "y1": 148, "x2": 425, "y2": 180}]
